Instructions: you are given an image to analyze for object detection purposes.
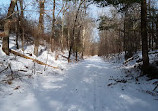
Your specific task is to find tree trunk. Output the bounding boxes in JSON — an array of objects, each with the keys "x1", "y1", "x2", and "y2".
[
  {"x1": 81, "y1": 1, "x2": 87, "y2": 59},
  {"x1": 148, "y1": 0, "x2": 151, "y2": 50},
  {"x1": 68, "y1": 0, "x2": 85, "y2": 62},
  {"x1": 68, "y1": 45, "x2": 72, "y2": 62},
  {"x1": 2, "y1": 0, "x2": 17, "y2": 55},
  {"x1": 51, "y1": 0, "x2": 56, "y2": 52},
  {"x1": 141, "y1": 0, "x2": 149, "y2": 73},
  {"x1": 151, "y1": 21, "x2": 154, "y2": 50},
  {"x1": 61, "y1": 0, "x2": 66, "y2": 51},
  {"x1": 38, "y1": 0, "x2": 45, "y2": 35},
  {"x1": 156, "y1": 15, "x2": 158, "y2": 49},
  {"x1": 34, "y1": 0, "x2": 45, "y2": 56},
  {"x1": 19, "y1": 0, "x2": 24, "y2": 51},
  {"x1": 81, "y1": 27, "x2": 86, "y2": 59},
  {"x1": 67, "y1": 27, "x2": 70, "y2": 48},
  {"x1": 123, "y1": 13, "x2": 127, "y2": 59},
  {"x1": 75, "y1": 51, "x2": 78, "y2": 61},
  {"x1": 15, "y1": 2, "x2": 19, "y2": 49},
  {"x1": 61, "y1": 11, "x2": 64, "y2": 50},
  {"x1": 15, "y1": 19, "x2": 19, "y2": 49}
]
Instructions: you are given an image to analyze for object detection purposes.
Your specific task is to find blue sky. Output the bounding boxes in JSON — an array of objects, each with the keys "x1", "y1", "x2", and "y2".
[
  {"x1": 0, "y1": 0, "x2": 10, "y2": 14},
  {"x1": 0, "y1": 0, "x2": 110, "y2": 19},
  {"x1": 0, "y1": 0, "x2": 10, "y2": 4}
]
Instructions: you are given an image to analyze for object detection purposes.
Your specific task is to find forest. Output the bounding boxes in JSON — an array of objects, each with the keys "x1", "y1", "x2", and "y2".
[{"x1": 0, "y1": 0, "x2": 158, "y2": 111}]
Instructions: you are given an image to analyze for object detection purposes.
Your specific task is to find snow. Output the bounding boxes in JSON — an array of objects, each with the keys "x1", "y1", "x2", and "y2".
[
  {"x1": 0, "y1": 54, "x2": 158, "y2": 111},
  {"x1": 0, "y1": 37, "x2": 158, "y2": 111}
]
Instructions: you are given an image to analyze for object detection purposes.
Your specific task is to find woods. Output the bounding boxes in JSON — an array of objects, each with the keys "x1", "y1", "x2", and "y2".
[
  {"x1": 0, "y1": 0, "x2": 157, "y2": 75},
  {"x1": 0, "y1": 0, "x2": 157, "y2": 76},
  {"x1": 0, "y1": 0, "x2": 158, "y2": 110},
  {"x1": 94, "y1": 0, "x2": 158, "y2": 75},
  {"x1": 0, "y1": 0, "x2": 94, "y2": 61},
  {"x1": 1, "y1": 0, "x2": 17, "y2": 55}
]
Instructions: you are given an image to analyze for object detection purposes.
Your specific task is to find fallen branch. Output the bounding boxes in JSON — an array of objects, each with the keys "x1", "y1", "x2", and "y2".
[
  {"x1": 153, "y1": 85, "x2": 158, "y2": 91},
  {"x1": 149, "y1": 51, "x2": 158, "y2": 55},
  {"x1": 107, "y1": 79, "x2": 127, "y2": 86},
  {"x1": 10, "y1": 49, "x2": 59, "y2": 69},
  {"x1": 18, "y1": 69, "x2": 27, "y2": 72},
  {"x1": 0, "y1": 66, "x2": 8, "y2": 74},
  {"x1": 138, "y1": 89, "x2": 158, "y2": 96},
  {"x1": 123, "y1": 55, "x2": 139, "y2": 64},
  {"x1": 59, "y1": 54, "x2": 68, "y2": 59},
  {"x1": 153, "y1": 81, "x2": 158, "y2": 91}
]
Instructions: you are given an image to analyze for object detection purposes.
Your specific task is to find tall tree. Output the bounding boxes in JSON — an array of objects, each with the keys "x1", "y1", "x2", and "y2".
[
  {"x1": 34, "y1": 0, "x2": 45, "y2": 56},
  {"x1": 15, "y1": 2, "x2": 20, "y2": 49},
  {"x1": 93, "y1": 0, "x2": 149, "y2": 73},
  {"x1": 61, "y1": 0, "x2": 66, "y2": 50},
  {"x1": 141, "y1": 0, "x2": 149, "y2": 72},
  {"x1": 67, "y1": 0, "x2": 85, "y2": 62},
  {"x1": 0, "y1": 0, "x2": 17, "y2": 55},
  {"x1": 156, "y1": 14, "x2": 158, "y2": 49},
  {"x1": 19, "y1": 0, "x2": 25, "y2": 51},
  {"x1": 51, "y1": 0, "x2": 56, "y2": 51}
]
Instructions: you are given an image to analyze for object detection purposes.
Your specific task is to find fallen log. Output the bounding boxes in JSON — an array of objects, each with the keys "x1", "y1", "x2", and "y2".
[
  {"x1": 149, "y1": 51, "x2": 158, "y2": 55},
  {"x1": 123, "y1": 55, "x2": 139, "y2": 64},
  {"x1": 59, "y1": 54, "x2": 68, "y2": 59},
  {"x1": 0, "y1": 66, "x2": 8, "y2": 74},
  {"x1": 10, "y1": 49, "x2": 59, "y2": 69}
]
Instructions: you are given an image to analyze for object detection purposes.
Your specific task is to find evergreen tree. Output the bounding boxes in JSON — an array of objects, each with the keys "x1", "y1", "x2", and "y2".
[{"x1": 93, "y1": 0, "x2": 149, "y2": 73}]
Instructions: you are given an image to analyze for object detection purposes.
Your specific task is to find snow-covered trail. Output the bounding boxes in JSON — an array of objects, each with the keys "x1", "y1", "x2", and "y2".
[{"x1": 0, "y1": 56, "x2": 158, "y2": 111}]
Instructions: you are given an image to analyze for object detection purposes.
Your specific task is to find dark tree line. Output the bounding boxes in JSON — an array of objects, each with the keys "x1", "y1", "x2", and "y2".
[{"x1": 93, "y1": 0, "x2": 158, "y2": 74}]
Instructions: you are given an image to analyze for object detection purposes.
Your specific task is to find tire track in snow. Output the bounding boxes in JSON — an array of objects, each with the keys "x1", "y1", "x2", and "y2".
[{"x1": 93, "y1": 74, "x2": 97, "y2": 111}]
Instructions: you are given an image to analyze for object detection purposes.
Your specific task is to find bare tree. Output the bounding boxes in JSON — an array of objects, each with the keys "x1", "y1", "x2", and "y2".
[
  {"x1": 141, "y1": 0, "x2": 149, "y2": 72},
  {"x1": 68, "y1": 0, "x2": 85, "y2": 62},
  {"x1": 34, "y1": 0, "x2": 45, "y2": 56},
  {"x1": 51, "y1": 0, "x2": 56, "y2": 52},
  {"x1": 0, "y1": 0, "x2": 17, "y2": 55},
  {"x1": 19, "y1": 0, "x2": 25, "y2": 51}
]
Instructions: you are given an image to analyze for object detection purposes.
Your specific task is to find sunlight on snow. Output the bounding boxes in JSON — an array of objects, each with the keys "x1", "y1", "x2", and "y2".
[{"x1": 119, "y1": 94, "x2": 149, "y2": 106}]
